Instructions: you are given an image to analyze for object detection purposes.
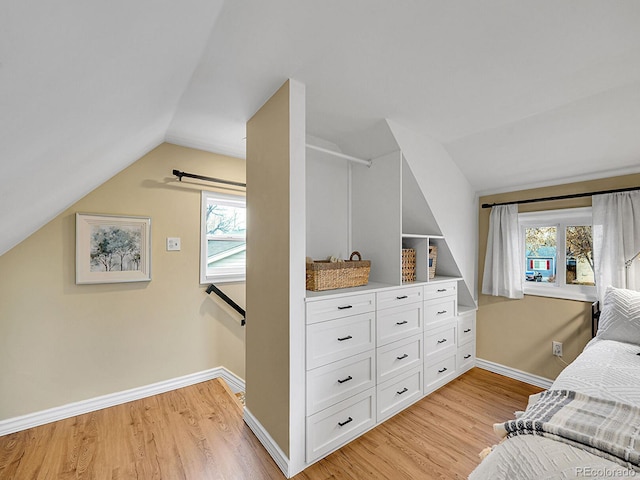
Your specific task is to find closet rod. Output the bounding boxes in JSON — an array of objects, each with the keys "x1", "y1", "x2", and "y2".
[
  {"x1": 481, "y1": 185, "x2": 640, "y2": 209},
  {"x1": 305, "y1": 144, "x2": 372, "y2": 167},
  {"x1": 172, "y1": 169, "x2": 246, "y2": 188}
]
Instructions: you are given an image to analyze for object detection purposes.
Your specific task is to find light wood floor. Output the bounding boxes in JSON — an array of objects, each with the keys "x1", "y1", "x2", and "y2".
[{"x1": 0, "y1": 368, "x2": 542, "y2": 479}]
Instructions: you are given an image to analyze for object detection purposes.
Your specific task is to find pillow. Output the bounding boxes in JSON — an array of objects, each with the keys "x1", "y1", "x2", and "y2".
[{"x1": 596, "y1": 286, "x2": 640, "y2": 345}]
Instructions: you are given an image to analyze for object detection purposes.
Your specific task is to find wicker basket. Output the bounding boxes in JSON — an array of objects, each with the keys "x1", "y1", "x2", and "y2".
[
  {"x1": 402, "y1": 248, "x2": 416, "y2": 283},
  {"x1": 428, "y1": 245, "x2": 437, "y2": 279},
  {"x1": 306, "y1": 251, "x2": 371, "y2": 291}
]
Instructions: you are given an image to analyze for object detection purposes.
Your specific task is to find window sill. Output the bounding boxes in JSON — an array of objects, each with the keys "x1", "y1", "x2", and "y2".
[
  {"x1": 201, "y1": 276, "x2": 246, "y2": 285},
  {"x1": 524, "y1": 284, "x2": 596, "y2": 302}
]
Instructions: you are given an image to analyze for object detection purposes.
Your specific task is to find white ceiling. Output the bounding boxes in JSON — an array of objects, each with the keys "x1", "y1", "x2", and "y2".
[{"x1": 2, "y1": 0, "x2": 640, "y2": 255}]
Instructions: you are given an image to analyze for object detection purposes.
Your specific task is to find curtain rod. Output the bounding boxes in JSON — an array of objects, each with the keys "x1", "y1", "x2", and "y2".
[
  {"x1": 172, "y1": 169, "x2": 246, "y2": 188},
  {"x1": 481, "y1": 185, "x2": 640, "y2": 209}
]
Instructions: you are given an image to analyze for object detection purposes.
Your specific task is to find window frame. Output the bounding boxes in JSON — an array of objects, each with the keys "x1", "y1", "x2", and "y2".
[
  {"x1": 200, "y1": 190, "x2": 246, "y2": 285},
  {"x1": 519, "y1": 206, "x2": 596, "y2": 302}
]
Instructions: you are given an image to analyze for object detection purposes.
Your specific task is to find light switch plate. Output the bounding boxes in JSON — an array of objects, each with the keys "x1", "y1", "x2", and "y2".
[{"x1": 167, "y1": 237, "x2": 181, "y2": 251}]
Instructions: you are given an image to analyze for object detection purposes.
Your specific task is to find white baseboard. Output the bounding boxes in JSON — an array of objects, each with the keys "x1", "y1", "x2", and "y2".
[
  {"x1": 217, "y1": 368, "x2": 245, "y2": 394},
  {"x1": 0, "y1": 366, "x2": 245, "y2": 437},
  {"x1": 476, "y1": 358, "x2": 553, "y2": 389},
  {"x1": 244, "y1": 407, "x2": 291, "y2": 478}
]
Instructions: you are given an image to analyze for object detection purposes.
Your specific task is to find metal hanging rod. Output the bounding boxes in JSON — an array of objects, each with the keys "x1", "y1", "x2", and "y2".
[
  {"x1": 173, "y1": 169, "x2": 246, "y2": 188},
  {"x1": 206, "y1": 284, "x2": 246, "y2": 326},
  {"x1": 305, "y1": 144, "x2": 372, "y2": 167},
  {"x1": 481, "y1": 185, "x2": 640, "y2": 209}
]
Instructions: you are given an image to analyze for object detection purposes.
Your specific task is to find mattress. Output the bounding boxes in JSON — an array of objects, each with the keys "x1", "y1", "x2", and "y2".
[{"x1": 469, "y1": 338, "x2": 640, "y2": 479}]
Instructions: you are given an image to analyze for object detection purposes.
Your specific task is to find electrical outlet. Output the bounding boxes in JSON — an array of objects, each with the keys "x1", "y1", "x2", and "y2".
[
  {"x1": 166, "y1": 237, "x2": 181, "y2": 251},
  {"x1": 552, "y1": 341, "x2": 563, "y2": 357}
]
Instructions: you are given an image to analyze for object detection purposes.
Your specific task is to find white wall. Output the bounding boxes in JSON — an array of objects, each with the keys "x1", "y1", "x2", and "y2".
[{"x1": 305, "y1": 150, "x2": 350, "y2": 260}]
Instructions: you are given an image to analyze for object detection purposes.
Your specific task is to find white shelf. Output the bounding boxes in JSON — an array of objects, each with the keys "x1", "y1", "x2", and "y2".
[
  {"x1": 305, "y1": 277, "x2": 463, "y2": 300},
  {"x1": 402, "y1": 233, "x2": 443, "y2": 239},
  {"x1": 457, "y1": 303, "x2": 478, "y2": 314}
]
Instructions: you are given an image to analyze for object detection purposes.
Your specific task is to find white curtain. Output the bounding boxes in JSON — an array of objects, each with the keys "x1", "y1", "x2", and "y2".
[
  {"x1": 482, "y1": 204, "x2": 524, "y2": 299},
  {"x1": 592, "y1": 191, "x2": 640, "y2": 300}
]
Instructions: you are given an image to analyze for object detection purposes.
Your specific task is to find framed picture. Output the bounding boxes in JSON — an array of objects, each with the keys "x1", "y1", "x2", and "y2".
[{"x1": 76, "y1": 213, "x2": 151, "y2": 284}]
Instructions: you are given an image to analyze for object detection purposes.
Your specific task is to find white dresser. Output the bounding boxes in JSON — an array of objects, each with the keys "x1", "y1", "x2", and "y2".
[
  {"x1": 305, "y1": 280, "x2": 476, "y2": 463},
  {"x1": 423, "y1": 281, "x2": 458, "y2": 393},
  {"x1": 305, "y1": 292, "x2": 377, "y2": 461},
  {"x1": 375, "y1": 285, "x2": 424, "y2": 421}
]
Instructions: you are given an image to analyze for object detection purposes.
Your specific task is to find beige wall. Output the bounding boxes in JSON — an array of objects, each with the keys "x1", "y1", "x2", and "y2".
[
  {"x1": 245, "y1": 81, "x2": 295, "y2": 456},
  {"x1": 478, "y1": 173, "x2": 640, "y2": 380},
  {"x1": 0, "y1": 143, "x2": 246, "y2": 420}
]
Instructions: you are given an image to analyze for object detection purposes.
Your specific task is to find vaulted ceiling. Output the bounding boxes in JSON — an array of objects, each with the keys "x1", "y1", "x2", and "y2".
[{"x1": 2, "y1": 1, "x2": 640, "y2": 255}]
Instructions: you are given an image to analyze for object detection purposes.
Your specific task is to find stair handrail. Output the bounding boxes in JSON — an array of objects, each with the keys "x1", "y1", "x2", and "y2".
[{"x1": 206, "y1": 284, "x2": 246, "y2": 326}]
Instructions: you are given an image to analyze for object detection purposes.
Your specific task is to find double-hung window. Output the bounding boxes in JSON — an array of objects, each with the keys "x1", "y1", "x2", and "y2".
[
  {"x1": 200, "y1": 191, "x2": 246, "y2": 284},
  {"x1": 519, "y1": 207, "x2": 595, "y2": 301}
]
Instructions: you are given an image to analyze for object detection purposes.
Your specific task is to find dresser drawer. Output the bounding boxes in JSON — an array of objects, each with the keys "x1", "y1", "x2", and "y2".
[
  {"x1": 307, "y1": 351, "x2": 375, "y2": 415},
  {"x1": 424, "y1": 353, "x2": 456, "y2": 392},
  {"x1": 457, "y1": 313, "x2": 475, "y2": 346},
  {"x1": 307, "y1": 313, "x2": 375, "y2": 369},
  {"x1": 424, "y1": 297, "x2": 456, "y2": 327},
  {"x1": 306, "y1": 293, "x2": 375, "y2": 325},
  {"x1": 377, "y1": 333, "x2": 423, "y2": 383},
  {"x1": 424, "y1": 324, "x2": 456, "y2": 359},
  {"x1": 376, "y1": 285, "x2": 423, "y2": 310},
  {"x1": 423, "y1": 281, "x2": 456, "y2": 300},
  {"x1": 457, "y1": 342, "x2": 475, "y2": 371},
  {"x1": 306, "y1": 388, "x2": 376, "y2": 462},
  {"x1": 377, "y1": 366, "x2": 423, "y2": 422},
  {"x1": 377, "y1": 302, "x2": 423, "y2": 346}
]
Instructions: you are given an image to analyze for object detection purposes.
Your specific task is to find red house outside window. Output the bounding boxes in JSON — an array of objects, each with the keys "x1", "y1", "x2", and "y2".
[{"x1": 529, "y1": 259, "x2": 550, "y2": 270}]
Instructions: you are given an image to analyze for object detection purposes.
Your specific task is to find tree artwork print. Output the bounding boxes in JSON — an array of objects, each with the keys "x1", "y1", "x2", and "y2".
[{"x1": 90, "y1": 224, "x2": 142, "y2": 272}]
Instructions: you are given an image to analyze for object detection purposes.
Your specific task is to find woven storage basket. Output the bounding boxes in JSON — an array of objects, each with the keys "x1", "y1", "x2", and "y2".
[
  {"x1": 402, "y1": 248, "x2": 416, "y2": 283},
  {"x1": 306, "y1": 251, "x2": 371, "y2": 291},
  {"x1": 428, "y1": 245, "x2": 438, "y2": 279}
]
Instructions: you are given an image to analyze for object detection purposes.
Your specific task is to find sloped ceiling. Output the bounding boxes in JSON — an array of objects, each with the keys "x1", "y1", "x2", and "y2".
[
  {"x1": 0, "y1": 0, "x2": 225, "y2": 255},
  {"x1": 3, "y1": 0, "x2": 640, "y2": 255}
]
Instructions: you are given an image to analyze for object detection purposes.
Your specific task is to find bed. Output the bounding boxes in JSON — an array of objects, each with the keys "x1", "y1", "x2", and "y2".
[{"x1": 469, "y1": 286, "x2": 640, "y2": 479}]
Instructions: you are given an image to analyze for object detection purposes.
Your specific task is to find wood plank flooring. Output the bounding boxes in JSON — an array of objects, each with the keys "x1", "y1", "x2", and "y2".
[
  {"x1": 0, "y1": 378, "x2": 282, "y2": 480},
  {"x1": 0, "y1": 368, "x2": 542, "y2": 479},
  {"x1": 294, "y1": 368, "x2": 542, "y2": 480}
]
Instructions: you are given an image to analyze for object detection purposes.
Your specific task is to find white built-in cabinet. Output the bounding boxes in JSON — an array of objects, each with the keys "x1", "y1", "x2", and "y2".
[
  {"x1": 304, "y1": 147, "x2": 477, "y2": 465},
  {"x1": 305, "y1": 284, "x2": 476, "y2": 463}
]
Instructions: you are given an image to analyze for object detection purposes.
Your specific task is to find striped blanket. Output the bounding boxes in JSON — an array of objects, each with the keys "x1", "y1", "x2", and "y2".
[{"x1": 494, "y1": 390, "x2": 640, "y2": 472}]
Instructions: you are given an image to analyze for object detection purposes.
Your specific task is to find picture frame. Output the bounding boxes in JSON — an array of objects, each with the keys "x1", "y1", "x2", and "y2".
[{"x1": 76, "y1": 213, "x2": 151, "y2": 284}]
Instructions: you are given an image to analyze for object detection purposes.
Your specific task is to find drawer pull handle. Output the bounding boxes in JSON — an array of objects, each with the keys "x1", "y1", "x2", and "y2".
[
  {"x1": 464, "y1": 354, "x2": 472, "y2": 359},
  {"x1": 396, "y1": 320, "x2": 408, "y2": 325},
  {"x1": 396, "y1": 295, "x2": 408, "y2": 300},
  {"x1": 464, "y1": 328, "x2": 472, "y2": 333},
  {"x1": 337, "y1": 375, "x2": 353, "y2": 384},
  {"x1": 338, "y1": 417, "x2": 353, "y2": 427},
  {"x1": 337, "y1": 305, "x2": 353, "y2": 310},
  {"x1": 397, "y1": 387, "x2": 408, "y2": 395},
  {"x1": 396, "y1": 353, "x2": 409, "y2": 360},
  {"x1": 438, "y1": 367, "x2": 448, "y2": 374},
  {"x1": 437, "y1": 338, "x2": 447, "y2": 344},
  {"x1": 337, "y1": 335, "x2": 353, "y2": 341},
  {"x1": 437, "y1": 310, "x2": 447, "y2": 315},
  {"x1": 437, "y1": 288, "x2": 447, "y2": 292}
]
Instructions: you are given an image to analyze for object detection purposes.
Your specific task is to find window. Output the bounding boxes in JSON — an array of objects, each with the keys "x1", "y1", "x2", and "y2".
[
  {"x1": 520, "y1": 207, "x2": 595, "y2": 301},
  {"x1": 201, "y1": 191, "x2": 246, "y2": 284}
]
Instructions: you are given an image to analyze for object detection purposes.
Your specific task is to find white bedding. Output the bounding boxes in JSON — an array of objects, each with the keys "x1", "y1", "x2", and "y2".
[
  {"x1": 553, "y1": 338, "x2": 640, "y2": 404},
  {"x1": 469, "y1": 338, "x2": 640, "y2": 479}
]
